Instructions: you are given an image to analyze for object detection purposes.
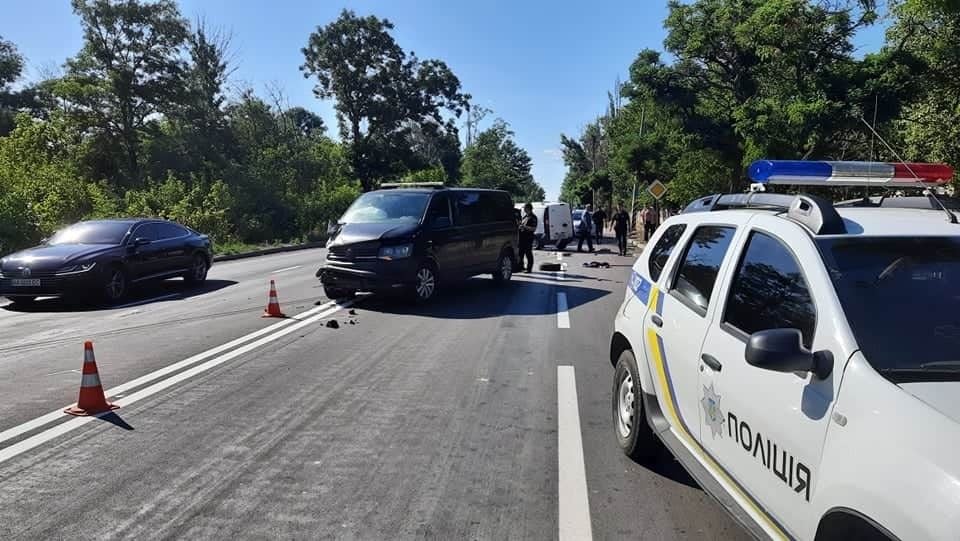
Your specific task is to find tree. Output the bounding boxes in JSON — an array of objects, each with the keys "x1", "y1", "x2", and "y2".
[
  {"x1": 301, "y1": 9, "x2": 469, "y2": 191},
  {"x1": 461, "y1": 119, "x2": 545, "y2": 201},
  {"x1": 0, "y1": 36, "x2": 26, "y2": 135},
  {"x1": 56, "y1": 0, "x2": 188, "y2": 188}
]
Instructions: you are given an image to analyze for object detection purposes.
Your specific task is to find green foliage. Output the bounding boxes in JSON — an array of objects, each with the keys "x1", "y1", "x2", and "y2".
[
  {"x1": 462, "y1": 120, "x2": 545, "y2": 201},
  {"x1": 301, "y1": 9, "x2": 468, "y2": 191}
]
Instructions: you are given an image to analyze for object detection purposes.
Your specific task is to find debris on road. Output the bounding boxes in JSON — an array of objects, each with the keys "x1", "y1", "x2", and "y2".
[
  {"x1": 349, "y1": 320, "x2": 356, "y2": 325},
  {"x1": 583, "y1": 261, "x2": 611, "y2": 269},
  {"x1": 539, "y1": 262, "x2": 563, "y2": 271},
  {"x1": 325, "y1": 320, "x2": 340, "y2": 329},
  {"x1": 348, "y1": 309, "x2": 357, "y2": 315}
]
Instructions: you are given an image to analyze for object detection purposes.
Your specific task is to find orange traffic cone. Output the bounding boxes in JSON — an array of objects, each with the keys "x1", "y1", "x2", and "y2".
[
  {"x1": 64, "y1": 341, "x2": 119, "y2": 416},
  {"x1": 262, "y1": 279, "x2": 286, "y2": 318}
]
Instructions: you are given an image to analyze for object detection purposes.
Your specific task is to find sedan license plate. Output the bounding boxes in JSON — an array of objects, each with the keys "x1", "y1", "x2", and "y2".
[{"x1": 11, "y1": 279, "x2": 40, "y2": 287}]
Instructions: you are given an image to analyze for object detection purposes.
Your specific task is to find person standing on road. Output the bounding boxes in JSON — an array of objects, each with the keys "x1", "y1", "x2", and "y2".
[
  {"x1": 613, "y1": 206, "x2": 630, "y2": 256},
  {"x1": 642, "y1": 206, "x2": 657, "y2": 241},
  {"x1": 518, "y1": 202, "x2": 538, "y2": 273},
  {"x1": 592, "y1": 207, "x2": 606, "y2": 244},
  {"x1": 577, "y1": 204, "x2": 595, "y2": 253}
]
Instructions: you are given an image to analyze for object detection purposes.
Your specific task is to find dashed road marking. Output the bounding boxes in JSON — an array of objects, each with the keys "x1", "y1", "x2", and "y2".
[
  {"x1": 272, "y1": 265, "x2": 302, "y2": 274},
  {"x1": 557, "y1": 365, "x2": 593, "y2": 541},
  {"x1": 110, "y1": 293, "x2": 181, "y2": 310},
  {"x1": 557, "y1": 292, "x2": 570, "y2": 329}
]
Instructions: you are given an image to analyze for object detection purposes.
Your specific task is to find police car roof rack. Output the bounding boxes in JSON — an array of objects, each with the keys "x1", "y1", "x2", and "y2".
[{"x1": 682, "y1": 192, "x2": 846, "y2": 235}]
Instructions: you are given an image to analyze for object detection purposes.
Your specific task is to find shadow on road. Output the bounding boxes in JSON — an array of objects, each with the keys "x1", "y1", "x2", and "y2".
[
  {"x1": 642, "y1": 446, "x2": 701, "y2": 490},
  {"x1": 2, "y1": 278, "x2": 237, "y2": 313},
  {"x1": 96, "y1": 411, "x2": 135, "y2": 431},
  {"x1": 362, "y1": 276, "x2": 610, "y2": 319}
]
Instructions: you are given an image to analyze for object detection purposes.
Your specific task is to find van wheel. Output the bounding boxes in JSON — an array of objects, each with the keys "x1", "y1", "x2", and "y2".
[
  {"x1": 411, "y1": 263, "x2": 438, "y2": 303},
  {"x1": 493, "y1": 250, "x2": 513, "y2": 283},
  {"x1": 613, "y1": 349, "x2": 659, "y2": 461}
]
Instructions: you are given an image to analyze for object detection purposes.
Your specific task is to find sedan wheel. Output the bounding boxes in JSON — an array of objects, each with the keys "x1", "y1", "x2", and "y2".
[
  {"x1": 185, "y1": 254, "x2": 208, "y2": 285},
  {"x1": 104, "y1": 268, "x2": 127, "y2": 303}
]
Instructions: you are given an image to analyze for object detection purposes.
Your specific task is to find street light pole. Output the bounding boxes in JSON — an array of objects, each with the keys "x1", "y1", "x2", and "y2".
[{"x1": 629, "y1": 104, "x2": 646, "y2": 229}]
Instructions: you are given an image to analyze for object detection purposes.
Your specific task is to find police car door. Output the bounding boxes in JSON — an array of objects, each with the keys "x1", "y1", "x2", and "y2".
[
  {"x1": 646, "y1": 219, "x2": 741, "y2": 444},
  {"x1": 697, "y1": 215, "x2": 843, "y2": 536}
]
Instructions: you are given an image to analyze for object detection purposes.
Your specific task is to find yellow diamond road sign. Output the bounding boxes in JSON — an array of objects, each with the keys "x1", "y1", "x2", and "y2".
[{"x1": 647, "y1": 180, "x2": 668, "y2": 200}]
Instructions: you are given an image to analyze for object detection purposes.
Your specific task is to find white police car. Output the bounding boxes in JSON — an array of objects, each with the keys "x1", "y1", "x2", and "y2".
[{"x1": 610, "y1": 160, "x2": 960, "y2": 540}]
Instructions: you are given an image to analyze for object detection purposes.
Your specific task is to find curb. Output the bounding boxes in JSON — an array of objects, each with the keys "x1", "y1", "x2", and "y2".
[{"x1": 213, "y1": 241, "x2": 327, "y2": 263}]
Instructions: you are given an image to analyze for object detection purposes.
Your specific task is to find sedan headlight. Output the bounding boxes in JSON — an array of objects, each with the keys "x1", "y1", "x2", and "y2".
[
  {"x1": 378, "y1": 244, "x2": 413, "y2": 260},
  {"x1": 56, "y1": 262, "x2": 97, "y2": 275}
]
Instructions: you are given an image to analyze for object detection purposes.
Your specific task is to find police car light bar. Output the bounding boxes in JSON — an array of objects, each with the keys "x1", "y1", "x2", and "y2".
[{"x1": 748, "y1": 160, "x2": 954, "y2": 187}]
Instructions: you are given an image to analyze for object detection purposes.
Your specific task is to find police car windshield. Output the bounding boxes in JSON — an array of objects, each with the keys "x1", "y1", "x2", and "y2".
[
  {"x1": 340, "y1": 192, "x2": 430, "y2": 224},
  {"x1": 819, "y1": 236, "x2": 960, "y2": 379}
]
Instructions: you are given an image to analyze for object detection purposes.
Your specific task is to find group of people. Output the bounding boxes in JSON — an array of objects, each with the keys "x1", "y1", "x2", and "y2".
[
  {"x1": 574, "y1": 205, "x2": 631, "y2": 256},
  {"x1": 516, "y1": 201, "x2": 660, "y2": 273}
]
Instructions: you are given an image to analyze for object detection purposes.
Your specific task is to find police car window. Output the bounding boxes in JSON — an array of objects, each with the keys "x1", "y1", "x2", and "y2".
[
  {"x1": 724, "y1": 232, "x2": 816, "y2": 349},
  {"x1": 819, "y1": 236, "x2": 960, "y2": 379},
  {"x1": 671, "y1": 226, "x2": 736, "y2": 314},
  {"x1": 454, "y1": 192, "x2": 482, "y2": 226},
  {"x1": 648, "y1": 224, "x2": 686, "y2": 282}
]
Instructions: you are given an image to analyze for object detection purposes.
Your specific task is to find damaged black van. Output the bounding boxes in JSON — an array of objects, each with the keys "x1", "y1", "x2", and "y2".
[{"x1": 317, "y1": 185, "x2": 518, "y2": 303}]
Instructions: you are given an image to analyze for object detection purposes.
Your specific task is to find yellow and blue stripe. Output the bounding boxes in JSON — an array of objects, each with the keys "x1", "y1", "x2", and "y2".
[{"x1": 631, "y1": 272, "x2": 792, "y2": 540}]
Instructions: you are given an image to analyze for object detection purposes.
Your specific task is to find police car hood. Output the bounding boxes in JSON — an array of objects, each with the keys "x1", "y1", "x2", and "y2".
[{"x1": 899, "y1": 382, "x2": 960, "y2": 424}]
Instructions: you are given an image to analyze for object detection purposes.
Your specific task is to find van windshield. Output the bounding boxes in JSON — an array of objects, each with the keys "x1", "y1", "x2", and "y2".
[{"x1": 340, "y1": 192, "x2": 431, "y2": 224}]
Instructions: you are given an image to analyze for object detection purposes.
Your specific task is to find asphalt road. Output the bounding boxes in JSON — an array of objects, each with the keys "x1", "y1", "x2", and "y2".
[{"x1": 0, "y1": 244, "x2": 750, "y2": 540}]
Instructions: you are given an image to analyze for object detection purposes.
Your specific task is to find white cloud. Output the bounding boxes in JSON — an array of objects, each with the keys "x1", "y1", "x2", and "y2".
[{"x1": 542, "y1": 148, "x2": 563, "y2": 160}]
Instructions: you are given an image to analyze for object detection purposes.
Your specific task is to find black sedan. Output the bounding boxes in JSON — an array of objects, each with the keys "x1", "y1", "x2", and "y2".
[{"x1": 0, "y1": 219, "x2": 212, "y2": 305}]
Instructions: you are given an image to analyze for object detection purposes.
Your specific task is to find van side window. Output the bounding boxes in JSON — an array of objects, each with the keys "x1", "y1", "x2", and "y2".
[
  {"x1": 426, "y1": 194, "x2": 451, "y2": 225},
  {"x1": 648, "y1": 224, "x2": 686, "y2": 282},
  {"x1": 723, "y1": 231, "x2": 816, "y2": 348},
  {"x1": 478, "y1": 192, "x2": 513, "y2": 223},
  {"x1": 671, "y1": 226, "x2": 736, "y2": 314},
  {"x1": 454, "y1": 192, "x2": 482, "y2": 226}
]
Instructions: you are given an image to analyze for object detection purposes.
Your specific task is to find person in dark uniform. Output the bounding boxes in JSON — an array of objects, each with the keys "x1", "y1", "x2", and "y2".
[
  {"x1": 613, "y1": 205, "x2": 630, "y2": 256},
  {"x1": 518, "y1": 203, "x2": 538, "y2": 273},
  {"x1": 592, "y1": 207, "x2": 606, "y2": 243}
]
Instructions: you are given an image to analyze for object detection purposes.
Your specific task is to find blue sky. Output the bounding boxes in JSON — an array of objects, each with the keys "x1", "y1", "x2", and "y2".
[{"x1": 3, "y1": 1, "x2": 886, "y2": 200}]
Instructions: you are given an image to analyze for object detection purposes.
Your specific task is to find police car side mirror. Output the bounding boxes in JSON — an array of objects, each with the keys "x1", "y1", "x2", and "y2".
[{"x1": 745, "y1": 329, "x2": 832, "y2": 380}]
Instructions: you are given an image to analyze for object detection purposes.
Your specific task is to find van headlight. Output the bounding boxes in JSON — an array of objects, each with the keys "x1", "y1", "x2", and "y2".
[{"x1": 378, "y1": 244, "x2": 413, "y2": 260}]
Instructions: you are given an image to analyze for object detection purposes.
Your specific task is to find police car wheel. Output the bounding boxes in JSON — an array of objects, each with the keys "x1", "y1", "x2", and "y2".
[{"x1": 613, "y1": 349, "x2": 659, "y2": 461}]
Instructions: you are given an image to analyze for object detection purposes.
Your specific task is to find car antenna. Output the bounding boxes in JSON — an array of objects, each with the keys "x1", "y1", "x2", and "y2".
[{"x1": 860, "y1": 117, "x2": 957, "y2": 224}]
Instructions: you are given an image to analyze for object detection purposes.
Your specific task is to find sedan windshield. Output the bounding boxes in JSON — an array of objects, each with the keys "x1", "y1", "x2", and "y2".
[
  {"x1": 340, "y1": 192, "x2": 430, "y2": 224},
  {"x1": 819, "y1": 236, "x2": 960, "y2": 377},
  {"x1": 47, "y1": 222, "x2": 131, "y2": 245}
]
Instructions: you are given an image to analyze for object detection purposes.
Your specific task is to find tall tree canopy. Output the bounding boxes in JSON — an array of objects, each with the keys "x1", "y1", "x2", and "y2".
[
  {"x1": 301, "y1": 9, "x2": 469, "y2": 191},
  {"x1": 462, "y1": 119, "x2": 545, "y2": 202}
]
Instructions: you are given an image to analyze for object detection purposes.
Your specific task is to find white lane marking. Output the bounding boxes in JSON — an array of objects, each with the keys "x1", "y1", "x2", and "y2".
[
  {"x1": 110, "y1": 293, "x2": 181, "y2": 310},
  {"x1": 0, "y1": 301, "x2": 338, "y2": 447},
  {"x1": 557, "y1": 292, "x2": 570, "y2": 329},
  {"x1": 0, "y1": 300, "x2": 353, "y2": 466},
  {"x1": 557, "y1": 366, "x2": 593, "y2": 541},
  {"x1": 271, "y1": 265, "x2": 302, "y2": 274},
  {"x1": 556, "y1": 252, "x2": 563, "y2": 261}
]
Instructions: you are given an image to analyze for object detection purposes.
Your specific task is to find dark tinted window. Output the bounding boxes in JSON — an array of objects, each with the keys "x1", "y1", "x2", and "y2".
[
  {"x1": 48, "y1": 221, "x2": 132, "y2": 245},
  {"x1": 454, "y1": 191, "x2": 482, "y2": 226},
  {"x1": 724, "y1": 232, "x2": 816, "y2": 348},
  {"x1": 819, "y1": 237, "x2": 960, "y2": 375},
  {"x1": 481, "y1": 192, "x2": 514, "y2": 222},
  {"x1": 131, "y1": 223, "x2": 160, "y2": 241},
  {"x1": 671, "y1": 226, "x2": 736, "y2": 313},
  {"x1": 648, "y1": 224, "x2": 687, "y2": 282},
  {"x1": 157, "y1": 223, "x2": 189, "y2": 239},
  {"x1": 426, "y1": 194, "x2": 451, "y2": 226}
]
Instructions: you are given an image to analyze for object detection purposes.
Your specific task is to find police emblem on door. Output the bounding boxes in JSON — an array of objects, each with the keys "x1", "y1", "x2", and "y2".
[{"x1": 701, "y1": 383, "x2": 725, "y2": 439}]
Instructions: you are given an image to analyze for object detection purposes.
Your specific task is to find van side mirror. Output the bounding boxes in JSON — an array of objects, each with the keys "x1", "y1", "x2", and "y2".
[
  {"x1": 432, "y1": 216, "x2": 451, "y2": 229},
  {"x1": 745, "y1": 329, "x2": 832, "y2": 379}
]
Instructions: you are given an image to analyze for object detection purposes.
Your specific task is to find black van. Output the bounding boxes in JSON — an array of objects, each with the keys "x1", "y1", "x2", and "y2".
[{"x1": 318, "y1": 186, "x2": 518, "y2": 302}]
